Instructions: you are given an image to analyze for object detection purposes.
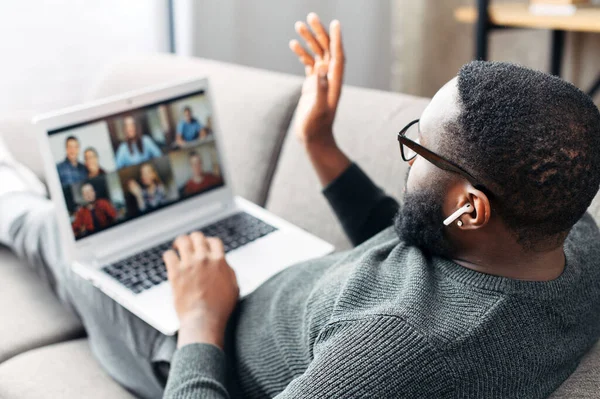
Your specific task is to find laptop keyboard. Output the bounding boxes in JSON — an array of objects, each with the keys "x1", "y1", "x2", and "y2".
[{"x1": 101, "y1": 212, "x2": 277, "y2": 294}]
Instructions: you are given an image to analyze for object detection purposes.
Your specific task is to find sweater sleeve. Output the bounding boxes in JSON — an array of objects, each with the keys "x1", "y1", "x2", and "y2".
[
  {"x1": 275, "y1": 317, "x2": 454, "y2": 398},
  {"x1": 323, "y1": 163, "x2": 400, "y2": 246},
  {"x1": 163, "y1": 343, "x2": 229, "y2": 399},
  {"x1": 163, "y1": 317, "x2": 454, "y2": 399}
]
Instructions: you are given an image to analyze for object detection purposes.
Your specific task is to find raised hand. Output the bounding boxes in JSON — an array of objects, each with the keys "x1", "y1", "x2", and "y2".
[
  {"x1": 289, "y1": 13, "x2": 350, "y2": 186},
  {"x1": 289, "y1": 13, "x2": 345, "y2": 145}
]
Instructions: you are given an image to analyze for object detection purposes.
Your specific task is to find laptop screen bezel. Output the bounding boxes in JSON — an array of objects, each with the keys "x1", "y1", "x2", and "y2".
[{"x1": 34, "y1": 78, "x2": 235, "y2": 265}]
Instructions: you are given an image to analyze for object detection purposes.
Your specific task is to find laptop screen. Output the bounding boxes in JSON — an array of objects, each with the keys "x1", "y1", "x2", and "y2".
[{"x1": 48, "y1": 89, "x2": 225, "y2": 240}]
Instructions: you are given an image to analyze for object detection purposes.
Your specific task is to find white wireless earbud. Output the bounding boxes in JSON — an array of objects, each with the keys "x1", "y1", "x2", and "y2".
[{"x1": 443, "y1": 203, "x2": 474, "y2": 226}]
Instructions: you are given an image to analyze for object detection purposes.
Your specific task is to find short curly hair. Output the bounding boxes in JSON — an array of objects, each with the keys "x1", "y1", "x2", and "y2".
[{"x1": 442, "y1": 61, "x2": 600, "y2": 249}]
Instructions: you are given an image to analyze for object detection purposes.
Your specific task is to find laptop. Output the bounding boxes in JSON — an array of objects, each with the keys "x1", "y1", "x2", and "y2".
[{"x1": 33, "y1": 78, "x2": 334, "y2": 336}]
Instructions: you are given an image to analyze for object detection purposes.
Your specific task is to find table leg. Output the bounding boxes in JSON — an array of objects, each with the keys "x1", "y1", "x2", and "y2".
[
  {"x1": 550, "y1": 30, "x2": 565, "y2": 77},
  {"x1": 588, "y1": 75, "x2": 600, "y2": 99},
  {"x1": 476, "y1": 0, "x2": 490, "y2": 60}
]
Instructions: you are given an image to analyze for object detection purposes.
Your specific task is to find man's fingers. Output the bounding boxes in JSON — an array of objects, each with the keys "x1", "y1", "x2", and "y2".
[
  {"x1": 295, "y1": 21, "x2": 324, "y2": 59},
  {"x1": 328, "y1": 19, "x2": 345, "y2": 106},
  {"x1": 206, "y1": 237, "x2": 225, "y2": 257},
  {"x1": 329, "y1": 20, "x2": 345, "y2": 69},
  {"x1": 190, "y1": 232, "x2": 210, "y2": 254},
  {"x1": 307, "y1": 13, "x2": 330, "y2": 59},
  {"x1": 289, "y1": 39, "x2": 315, "y2": 69},
  {"x1": 173, "y1": 235, "x2": 193, "y2": 264},
  {"x1": 163, "y1": 249, "x2": 180, "y2": 276}
]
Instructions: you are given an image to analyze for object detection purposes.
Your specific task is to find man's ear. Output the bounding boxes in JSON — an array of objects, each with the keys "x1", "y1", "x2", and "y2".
[
  {"x1": 458, "y1": 186, "x2": 491, "y2": 230},
  {"x1": 443, "y1": 180, "x2": 492, "y2": 230}
]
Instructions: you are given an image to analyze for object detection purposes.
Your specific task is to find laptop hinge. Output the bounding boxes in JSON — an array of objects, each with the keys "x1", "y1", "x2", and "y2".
[{"x1": 76, "y1": 243, "x2": 100, "y2": 267}]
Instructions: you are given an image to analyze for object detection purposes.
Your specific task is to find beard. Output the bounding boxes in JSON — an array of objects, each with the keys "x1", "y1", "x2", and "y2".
[{"x1": 394, "y1": 188, "x2": 454, "y2": 258}]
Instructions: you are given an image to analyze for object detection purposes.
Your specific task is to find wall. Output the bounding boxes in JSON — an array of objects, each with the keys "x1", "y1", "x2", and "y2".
[
  {"x1": 393, "y1": 0, "x2": 600, "y2": 104},
  {"x1": 0, "y1": 0, "x2": 170, "y2": 117},
  {"x1": 173, "y1": 0, "x2": 393, "y2": 91}
]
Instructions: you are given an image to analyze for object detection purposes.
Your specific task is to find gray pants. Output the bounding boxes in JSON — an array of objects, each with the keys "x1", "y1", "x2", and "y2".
[{"x1": 0, "y1": 191, "x2": 176, "y2": 399}]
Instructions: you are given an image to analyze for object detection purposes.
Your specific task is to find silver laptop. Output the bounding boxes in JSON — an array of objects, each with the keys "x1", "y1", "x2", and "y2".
[{"x1": 34, "y1": 78, "x2": 334, "y2": 336}]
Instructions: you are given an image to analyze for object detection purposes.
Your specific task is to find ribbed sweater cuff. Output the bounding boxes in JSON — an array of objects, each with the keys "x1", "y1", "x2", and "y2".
[{"x1": 167, "y1": 343, "x2": 227, "y2": 392}]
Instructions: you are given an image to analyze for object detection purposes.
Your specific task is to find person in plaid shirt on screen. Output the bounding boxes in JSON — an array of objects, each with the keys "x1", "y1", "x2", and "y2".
[{"x1": 56, "y1": 135, "x2": 88, "y2": 185}]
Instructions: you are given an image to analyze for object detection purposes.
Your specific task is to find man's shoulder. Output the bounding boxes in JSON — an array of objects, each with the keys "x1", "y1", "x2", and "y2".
[
  {"x1": 75, "y1": 206, "x2": 89, "y2": 215},
  {"x1": 327, "y1": 241, "x2": 507, "y2": 348},
  {"x1": 56, "y1": 159, "x2": 68, "y2": 168}
]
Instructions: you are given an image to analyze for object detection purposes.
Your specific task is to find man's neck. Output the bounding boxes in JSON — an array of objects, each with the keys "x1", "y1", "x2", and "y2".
[
  {"x1": 451, "y1": 228, "x2": 566, "y2": 282},
  {"x1": 68, "y1": 157, "x2": 78, "y2": 166},
  {"x1": 453, "y1": 248, "x2": 565, "y2": 281}
]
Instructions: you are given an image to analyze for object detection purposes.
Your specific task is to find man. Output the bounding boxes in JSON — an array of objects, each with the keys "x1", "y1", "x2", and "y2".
[
  {"x1": 1, "y1": 13, "x2": 600, "y2": 399},
  {"x1": 56, "y1": 135, "x2": 88, "y2": 185},
  {"x1": 71, "y1": 183, "x2": 117, "y2": 237},
  {"x1": 182, "y1": 151, "x2": 222, "y2": 196},
  {"x1": 175, "y1": 106, "x2": 206, "y2": 146}
]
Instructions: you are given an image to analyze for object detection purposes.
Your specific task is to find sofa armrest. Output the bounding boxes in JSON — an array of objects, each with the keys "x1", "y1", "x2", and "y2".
[{"x1": 0, "y1": 114, "x2": 46, "y2": 181}]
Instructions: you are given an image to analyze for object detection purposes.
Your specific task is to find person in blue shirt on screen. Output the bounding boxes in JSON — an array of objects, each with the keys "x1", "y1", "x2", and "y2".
[
  {"x1": 115, "y1": 116, "x2": 162, "y2": 169},
  {"x1": 175, "y1": 106, "x2": 207, "y2": 146}
]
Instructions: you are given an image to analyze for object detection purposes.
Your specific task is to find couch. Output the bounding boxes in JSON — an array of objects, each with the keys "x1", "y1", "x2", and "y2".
[{"x1": 0, "y1": 54, "x2": 598, "y2": 398}]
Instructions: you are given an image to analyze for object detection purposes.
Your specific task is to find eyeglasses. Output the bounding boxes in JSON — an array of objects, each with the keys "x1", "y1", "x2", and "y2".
[{"x1": 397, "y1": 119, "x2": 495, "y2": 199}]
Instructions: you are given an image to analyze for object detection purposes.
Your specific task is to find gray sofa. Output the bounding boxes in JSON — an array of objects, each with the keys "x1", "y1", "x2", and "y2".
[{"x1": 0, "y1": 54, "x2": 598, "y2": 398}]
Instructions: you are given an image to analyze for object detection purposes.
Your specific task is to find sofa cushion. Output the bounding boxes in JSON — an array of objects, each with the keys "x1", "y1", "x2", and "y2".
[
  {"x1": 88, "y1": 54, "x2": 303, "y2": 206},
  {"x1": 586, "y1": 191, "x2": 600, "y2": 226},
  {"x1": 266, "y1": 86, "x2": 429, "y2": 250},
  {"x1": 0, "y1": 247, "x2": 84, "y2": 363},
  {"x1": 0, "y1": 339, "x2": 134, "y2": 399},
  {"x1": 549, "y1": 339, "x2": 600, "y2": 398}
]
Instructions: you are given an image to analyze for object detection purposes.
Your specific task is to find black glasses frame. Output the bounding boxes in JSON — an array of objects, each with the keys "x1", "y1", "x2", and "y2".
[{"x1": 397, "y1": 119, "x2": 495, "y2": 199}]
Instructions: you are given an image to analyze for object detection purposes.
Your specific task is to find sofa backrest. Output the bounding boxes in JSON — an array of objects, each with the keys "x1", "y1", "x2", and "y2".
[
  {"x1": 266, "y1": 86, "x2": 429, "y2": 249},
  {"x1": 89, "y1": 54, "x2": 305, "y2": 206}
]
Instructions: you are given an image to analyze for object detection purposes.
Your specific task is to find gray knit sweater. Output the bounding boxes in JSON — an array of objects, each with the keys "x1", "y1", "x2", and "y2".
[{"x1": 164, "y1": 164, "x2": 600, "y2": 398}]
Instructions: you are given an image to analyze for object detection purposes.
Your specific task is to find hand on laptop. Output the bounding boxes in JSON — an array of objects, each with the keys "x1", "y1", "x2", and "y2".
[
  {"x1": 289, "y1": 13, "x2": 351, "y2": 187},
  {"x1": 163, "y1": 232, "x2": 239, "y2": 350}
]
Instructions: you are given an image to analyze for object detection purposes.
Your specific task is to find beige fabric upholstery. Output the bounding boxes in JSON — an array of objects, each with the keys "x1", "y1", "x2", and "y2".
[
  {"x1": 88, "y1": 54, "x2": 303, "y2": 206},
  {"x1": 266, "y1": 86, "x2": 429, "y2": 250},
  {"x1": 0, "y1": 248, "x2": 83, "y2": 363},
  {"x1": 549, "y1": 339, "x2": 600, "y2": 398},
  {"x1": 0, "y1": 339, "x2": 133, "y2": 399}
]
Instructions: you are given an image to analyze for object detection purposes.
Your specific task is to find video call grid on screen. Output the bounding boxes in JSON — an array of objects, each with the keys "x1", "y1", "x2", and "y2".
[{"x1": 48, "y1": 90, "x2": 225, "y2": 240}]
